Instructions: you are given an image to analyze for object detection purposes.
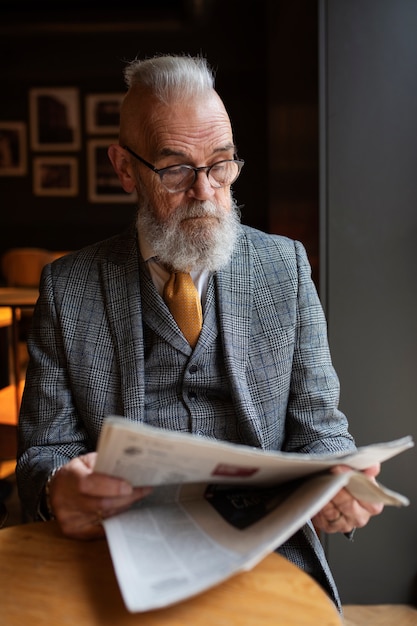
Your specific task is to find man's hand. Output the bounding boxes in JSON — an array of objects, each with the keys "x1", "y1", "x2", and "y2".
[
  {"x1": 47, "y1": 453, "x2": 152, "y2": 540},
  {"x1": 312, "y1": 463, "x2": 384, "y2": 535}
]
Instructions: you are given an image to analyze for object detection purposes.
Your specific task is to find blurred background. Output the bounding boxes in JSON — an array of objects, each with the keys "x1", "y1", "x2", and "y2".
[
  {"x1": 0, "y1": 0, "x2": 416, "y2": 608},
  {"x1": 0, "y1": 0, "x2": 321, "y2": 283}
]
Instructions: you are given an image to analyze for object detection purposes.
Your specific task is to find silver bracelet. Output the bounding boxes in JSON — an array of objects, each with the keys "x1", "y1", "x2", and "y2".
[{"x1": 43, "y1": 466, "x2": 61, "y2": 520}]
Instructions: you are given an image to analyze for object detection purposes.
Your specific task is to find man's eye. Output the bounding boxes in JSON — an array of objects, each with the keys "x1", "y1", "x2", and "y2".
[
  {"x1": 210, "y1": 162, "x2": 227, "y2": 173},
  {"x1": 164, "y1": 166, "x2": 190, "y2": 178}
]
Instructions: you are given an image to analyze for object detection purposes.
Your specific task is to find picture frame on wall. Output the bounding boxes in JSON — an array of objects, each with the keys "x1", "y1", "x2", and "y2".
[
  {"x1": 85, "y1": 93, "x2": 124, "y2": 135},
  {"x1": 87, "y1": 138, "x2": 134, "y2": 203},
  {"x1": 29, "y1": 87, "x2": 81, "y2": 151},
  {"x1": 0, "y1": 121, "x2": 27, "y2": 176},
  {"x1": 33, "y1": 156, "x2": 78, "y2": 196}
]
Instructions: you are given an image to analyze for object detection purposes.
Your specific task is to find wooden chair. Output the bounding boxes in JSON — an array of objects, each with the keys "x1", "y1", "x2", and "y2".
[
  {"x1": 1, "y1": 248, "x2": 73, "y2": 286},
  {"x1": 0, "y1": 248, "x2": 70, "y2": 423},
  {"x1": 1, "y1": 247, "x2": 52, "y2": 287}
]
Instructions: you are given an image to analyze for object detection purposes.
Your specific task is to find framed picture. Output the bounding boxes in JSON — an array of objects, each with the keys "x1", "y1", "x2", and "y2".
[
  {"x1": 33, "y1": 156, "x2": 78, "y2": 196},
  {"x1": 29, "y1": 87, "x2": 81, "y2": 151},
  {"x1": 86, "y1": 93, "x2": 124, "y2": 135},
  {"x1": 87, "y1": 138, "x2": 134, "y2": 203},
  {"x1": 0, "y1": 121, "x2": 27, "y2": 176}
]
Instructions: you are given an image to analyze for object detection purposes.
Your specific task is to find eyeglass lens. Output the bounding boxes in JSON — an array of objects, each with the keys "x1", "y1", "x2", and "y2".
[{"x1": 160, "y1": 160, "x2": 242, "y2": 192}]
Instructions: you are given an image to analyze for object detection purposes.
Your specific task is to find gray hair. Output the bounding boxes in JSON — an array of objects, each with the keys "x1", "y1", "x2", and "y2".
[{"x1": 123, "y1": 54, "x2": 216, "y2": 104}]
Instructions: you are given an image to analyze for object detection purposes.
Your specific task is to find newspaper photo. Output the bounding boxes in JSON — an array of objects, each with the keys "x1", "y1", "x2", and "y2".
[{"x1": 94, "y1": 417, "x2": 414, "y2": 612}]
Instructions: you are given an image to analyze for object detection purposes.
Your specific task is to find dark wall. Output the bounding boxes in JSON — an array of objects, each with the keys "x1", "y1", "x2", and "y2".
[
  {"x1": 321, "y1": 0, "x2": 417, "y2": 604},
  {"x1": 0, "y1": 1, "x2": 319, "y2": 282},
  {"x1": 267, "y1": 1, "x2": 320, "y2": 279},
  {"x1": 0, "y1": 1, "x2": 268, "y2": 264}
]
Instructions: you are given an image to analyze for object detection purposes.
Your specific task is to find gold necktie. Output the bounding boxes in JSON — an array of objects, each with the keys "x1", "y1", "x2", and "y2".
[{"x1": 163, "y1": 272, "x2": 203, "y2": 348}]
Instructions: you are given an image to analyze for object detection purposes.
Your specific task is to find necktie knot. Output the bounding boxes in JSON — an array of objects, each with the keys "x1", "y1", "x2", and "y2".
[{"x1": 163, "y1": 272, "x2": 203, "y2": 348}]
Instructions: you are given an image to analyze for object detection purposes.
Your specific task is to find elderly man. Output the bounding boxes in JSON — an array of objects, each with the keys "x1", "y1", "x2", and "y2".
[{"x1": 17, "y1": 54, "x2": 383, "y2": 610}]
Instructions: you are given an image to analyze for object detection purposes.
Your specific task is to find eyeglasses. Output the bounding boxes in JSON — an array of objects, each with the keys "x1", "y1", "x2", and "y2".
[{"x1": 123, "y1": 145, "x2": 244, "y2": 193}]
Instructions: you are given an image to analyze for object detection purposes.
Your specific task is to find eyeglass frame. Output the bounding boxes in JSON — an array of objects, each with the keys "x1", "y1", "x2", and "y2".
[{"x1": 123, "y1": 145, "x2": 244, "y2": 193}]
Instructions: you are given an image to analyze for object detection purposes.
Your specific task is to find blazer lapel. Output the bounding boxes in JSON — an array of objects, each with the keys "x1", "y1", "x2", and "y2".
[
  {"x1": 216, "y1": 232, "x2": 265, "y2": 448},
  {"x1": 100, "y1": 228, "x2": 146, "y2": 421}
]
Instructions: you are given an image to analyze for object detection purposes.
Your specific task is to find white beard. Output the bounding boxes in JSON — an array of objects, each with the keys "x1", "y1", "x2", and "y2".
[{"x1": 136, "y1": 194, "x2": 241, "y2": 272}]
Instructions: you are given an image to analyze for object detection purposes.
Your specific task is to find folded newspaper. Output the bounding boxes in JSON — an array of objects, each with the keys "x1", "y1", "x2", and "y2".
[{"x1": 94, "y1": 417, "x2": 413, "y2": 613}]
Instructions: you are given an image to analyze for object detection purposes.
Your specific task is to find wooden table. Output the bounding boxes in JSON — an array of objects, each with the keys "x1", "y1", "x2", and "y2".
[
  {"x1": 0, "y1": 287, "x2": 39, "y2": 415},
  {"x1": 0, "y1": 521, "x2": 342, "y2": 625}
]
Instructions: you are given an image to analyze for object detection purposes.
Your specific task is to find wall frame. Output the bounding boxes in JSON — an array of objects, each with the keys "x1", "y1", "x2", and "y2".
[
  {"x1": 86, "y1": 93, "x2": 124, "y2": 135},
  {"x1": 29, "y1": 87, "x2": 81, "y2": 151},
  {"x1": 33, "y1": 156, "x2": 78, "y2": 196},
  {"x1": 0, "y1": 121, "x2": 27, "y2": 176},
  {"x1": 87, "y1": 138, "x2": 134, "y2": 203}
]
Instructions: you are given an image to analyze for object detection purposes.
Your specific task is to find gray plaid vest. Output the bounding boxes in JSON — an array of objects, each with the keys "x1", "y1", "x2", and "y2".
[{"x1": 140, "y1": 268, "x2": 242, "y2": 443}]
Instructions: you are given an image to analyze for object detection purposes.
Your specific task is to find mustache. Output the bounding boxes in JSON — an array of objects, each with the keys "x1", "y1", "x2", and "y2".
[{"x1": 174, "y1": 201, "x2": 221, "y2": 221}]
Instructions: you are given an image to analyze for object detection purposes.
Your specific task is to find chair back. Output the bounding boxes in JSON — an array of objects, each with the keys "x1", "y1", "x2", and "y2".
[{"x1": 1, "y1": 248, "x2": 52, "y2": 287}]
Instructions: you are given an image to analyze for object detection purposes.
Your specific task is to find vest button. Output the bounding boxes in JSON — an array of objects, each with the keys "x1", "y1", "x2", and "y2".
[{"x1": 188, "y1": 391, "x2": 197, "y2": 400}]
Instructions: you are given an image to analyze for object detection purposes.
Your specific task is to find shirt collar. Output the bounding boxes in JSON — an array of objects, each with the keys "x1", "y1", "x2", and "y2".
[{"x1": 138, "y1": 227, "x2": 156, "y2": 263}]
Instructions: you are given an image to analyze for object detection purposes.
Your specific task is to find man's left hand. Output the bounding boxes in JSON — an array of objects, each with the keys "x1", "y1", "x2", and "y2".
[{"x1": 312, "y1": 463, "x2": 384, "y2": 534}]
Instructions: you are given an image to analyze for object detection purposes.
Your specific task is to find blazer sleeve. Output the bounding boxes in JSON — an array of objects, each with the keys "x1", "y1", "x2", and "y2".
[
  {"x1": 283, "y1": 240, "x2": 356, "y2": 454},
  {"x1": 16, "y1": 261, "x2": 97, "y2": 520}
]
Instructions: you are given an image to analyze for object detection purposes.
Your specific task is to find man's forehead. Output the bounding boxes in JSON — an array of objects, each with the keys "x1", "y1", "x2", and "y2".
[{"x1": 127, "y1": 94, "x2": 233, "y2": 156}]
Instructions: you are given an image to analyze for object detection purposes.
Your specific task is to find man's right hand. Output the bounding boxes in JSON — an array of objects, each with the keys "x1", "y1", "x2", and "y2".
[{"x1": 48, "y1": 452, "x2": 152, "y2": 540}]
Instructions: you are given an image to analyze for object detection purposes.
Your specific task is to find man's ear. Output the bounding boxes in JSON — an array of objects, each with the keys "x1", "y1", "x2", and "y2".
[{"x1": 107, "y1": 144, "x2": 136, "y2": 194}]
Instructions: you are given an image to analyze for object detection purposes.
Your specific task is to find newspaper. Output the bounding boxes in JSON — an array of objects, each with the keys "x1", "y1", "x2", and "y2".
[{"x1": 94, "y1": 417, "x2": 413, "y2": 612}]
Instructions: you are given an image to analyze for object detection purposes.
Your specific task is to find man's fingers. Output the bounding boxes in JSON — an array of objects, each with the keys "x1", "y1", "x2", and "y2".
[
  {"x1": 95, "y1": 486, "x2": 153, "y2": 512},
  {"x1": 80, "y1": 472, "x2": 134, "y2": 497}
]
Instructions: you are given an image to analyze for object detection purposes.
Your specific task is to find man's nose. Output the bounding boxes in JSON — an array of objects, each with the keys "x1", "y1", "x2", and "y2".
[{"x1": 186, "y1": 169, "x2": 216, "y2": 200}]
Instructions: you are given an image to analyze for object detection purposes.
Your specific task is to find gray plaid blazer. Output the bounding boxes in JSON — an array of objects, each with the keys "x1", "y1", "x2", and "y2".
[{"x1": 17, "y1": 222, "x2": 356, "y2": 609}]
